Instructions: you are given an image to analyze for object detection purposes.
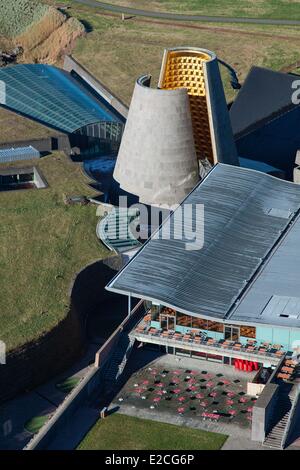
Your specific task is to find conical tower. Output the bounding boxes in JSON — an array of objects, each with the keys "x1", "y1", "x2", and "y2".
[{"x1": 114, "y1": 47, "x2": 238, "y2": 206}]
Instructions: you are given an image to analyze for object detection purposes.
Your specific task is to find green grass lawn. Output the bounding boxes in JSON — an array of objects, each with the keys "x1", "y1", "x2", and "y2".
[
  {"x1": 54, "y1": 3, "x2": 300, "y2": 104},
  {"x1": 54, "y1": 0, "x2": 300, "y2": 21},
  {"x1": 78, "y1": 413, "x2": 227, "y2": 450},
  {"x1": 0, "y1": 0, "x2": 48, "y2": 37},
  {"x1": 0, "y1": 152, "x2": 108, "y2": 351},
  {"x1": 0, "y1": 107, "x2": 62, "y2": 145}
]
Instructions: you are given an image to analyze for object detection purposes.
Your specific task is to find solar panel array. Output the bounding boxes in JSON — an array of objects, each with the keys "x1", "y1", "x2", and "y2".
[{"x1": 0, "y1": 64, "x2": 120, "y2": 133}]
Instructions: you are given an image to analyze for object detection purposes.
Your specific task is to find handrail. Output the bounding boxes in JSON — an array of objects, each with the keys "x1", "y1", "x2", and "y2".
[{"x1": 134, "y1": 330, "x2": 284, "y2": 361}]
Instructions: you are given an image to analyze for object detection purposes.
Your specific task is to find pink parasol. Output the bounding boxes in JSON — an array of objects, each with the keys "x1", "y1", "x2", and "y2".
[{"x1": 226, "y1": 399, "x2": 234, "y2": 406}]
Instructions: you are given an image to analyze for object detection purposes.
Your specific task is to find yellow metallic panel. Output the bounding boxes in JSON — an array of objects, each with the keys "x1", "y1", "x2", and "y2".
[{"x1": 160, "y1": 50, "x2": 214, "y2": 163}]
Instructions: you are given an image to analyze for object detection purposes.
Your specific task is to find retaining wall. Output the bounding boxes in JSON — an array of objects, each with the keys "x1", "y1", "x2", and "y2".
[
  {"x1": 0, "y1": 303, "x2": 85, "y2": 405},
  {"x1": 63, "y1": 55, "x2": 128, "y2": 121}
]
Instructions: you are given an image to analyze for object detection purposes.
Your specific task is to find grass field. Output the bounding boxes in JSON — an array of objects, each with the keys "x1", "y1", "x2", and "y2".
[
  {"x1": 0, "y1": 152, "x2": 108, "y2": 351},
  {"x1": 52, "y1": 2, "x2": 300, "y2": 104},
  {"x1": 58, "y1": 0, "x2": 300, "y2": 21},
  {"x1": 77, "y1": 413, "x2": 227, "y2": 450},
  {"x1": 0, "y1": 0, "x2": 48, "y2": 37},
  {"x1": 0, "y1": 108, "x2": 62, "y2": 145}
]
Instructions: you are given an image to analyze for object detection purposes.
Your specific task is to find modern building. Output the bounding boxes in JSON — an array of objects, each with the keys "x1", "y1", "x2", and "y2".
[
  {"x1": 114, "y1": 47, "x2": 238, "y2": 207},
  {"x1": 107, "y1": 163, "x2": 300, "y2": 368},
  {"x1": 0, "y1": 63, "x2": 124, "y2": 154},
  {"x1": 230, "y1": 66, "x2": 300, "y2": 181}
]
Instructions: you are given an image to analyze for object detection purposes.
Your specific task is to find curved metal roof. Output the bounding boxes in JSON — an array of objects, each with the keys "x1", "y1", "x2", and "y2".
[
  {"x1": 0, "y1": 64, "x2": 120, "y2": 133},
  {"x1": 107, "y1": 164, "x2": 300, "y2": 324}
]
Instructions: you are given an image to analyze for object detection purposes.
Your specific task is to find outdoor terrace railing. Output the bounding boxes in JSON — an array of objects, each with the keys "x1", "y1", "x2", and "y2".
[{"x1": 133, "y1": 326, "x2": 286, "y2": 362}]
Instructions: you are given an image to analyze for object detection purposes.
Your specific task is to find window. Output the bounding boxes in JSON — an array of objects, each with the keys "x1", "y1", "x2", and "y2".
[
  {"x1": 144, "y1": 301, "x2": 160, "y2": 321},
  {"x1": 207, "y1": 320, "x2": 224, "y2": 333},
  {"x1": 224, "y1": 326, "x2": 239, "y2": 341},
  {"x1": 240, "y1": 326, "x2": 256, "y2": 339},
  {"x1": 176, "y1": 313, "x2": 191, "y2": 327},
  {"x1": 191, "y1": 317, "x2": 208, "y2": 329}
]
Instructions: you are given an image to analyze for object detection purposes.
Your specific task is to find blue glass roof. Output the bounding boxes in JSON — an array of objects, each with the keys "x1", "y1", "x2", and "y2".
[{"x1": 0, "y1": 64, "x2": 120, "y2": 133}]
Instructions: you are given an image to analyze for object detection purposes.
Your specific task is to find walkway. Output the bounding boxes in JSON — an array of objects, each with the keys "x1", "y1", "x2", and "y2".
[{"x1": 74, "y1": 0, "x2": 300, "y2": 26}]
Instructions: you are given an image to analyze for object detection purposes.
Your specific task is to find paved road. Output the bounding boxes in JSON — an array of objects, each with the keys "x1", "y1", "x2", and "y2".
[{"x1": 73, "y1": 0, "x2": 300, "y2": 26}]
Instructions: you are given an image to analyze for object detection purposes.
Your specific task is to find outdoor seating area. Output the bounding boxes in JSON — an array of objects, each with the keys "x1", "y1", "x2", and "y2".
[
  {"x1": 134, "y1": 321, "x2": 286, "y2": 361},
  {"x1": 115, "y1": 363, "x2": 256, "y2": 429},
  {"x1": 277, "y1": 358, "x2": 300, "y2": 383}
]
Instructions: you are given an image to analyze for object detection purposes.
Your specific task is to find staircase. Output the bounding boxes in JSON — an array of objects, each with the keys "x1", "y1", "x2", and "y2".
[
  {"x1": 263, "y1": 384, "x2": 297, "y2": 449},
  {"x1": 104, "y1": 333, "x2": 135, "y2": 388}
]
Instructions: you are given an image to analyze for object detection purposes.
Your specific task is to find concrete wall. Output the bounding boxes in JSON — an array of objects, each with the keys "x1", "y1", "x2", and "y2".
[
  {"x1": 114, "y1": 76, "x2": 199, "y2": 206},
  {"x1": 251, "y1": 382, "x2": 279, "y2": 442},
  {"x1": 285, "y1": 386, "x2": 300, "y2": 447},
  {"x1": 204, "y1": 59, "x2": 239, "y2": 166},
  {"x1": 33, "y1": 167, "x2": 47, "y2": 189},
  {"x1": 24, "y1": 365, "x2": 103, "y2": 450},
  {"x1": 294, "y1": 166, "x2": 300, "y2": 184},
  {"x1": 63, "y1": 55, "x2": 128, "y2": 121},
  {"x1": 25, "y1": 300, "x2": 144, "y2": 450}
]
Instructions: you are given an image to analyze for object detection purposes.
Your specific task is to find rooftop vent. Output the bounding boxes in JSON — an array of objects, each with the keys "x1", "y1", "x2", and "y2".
[{"x1": 261, "y1": 295, "x2": 300, "y2": 319}]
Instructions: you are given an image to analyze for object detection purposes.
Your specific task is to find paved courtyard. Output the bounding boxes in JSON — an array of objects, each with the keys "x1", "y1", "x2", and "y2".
[{"x1": 113, "y1": 352, "x2": 258, "y2": 440}]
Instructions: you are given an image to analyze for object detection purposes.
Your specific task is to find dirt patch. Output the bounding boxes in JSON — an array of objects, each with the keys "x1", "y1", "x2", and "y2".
[
  {"x1": 1, "y1": 6, "x2": 85, "y2": 66},
  {"x1": 23, "y1": 16, "x2": 85, "y2": 64}
]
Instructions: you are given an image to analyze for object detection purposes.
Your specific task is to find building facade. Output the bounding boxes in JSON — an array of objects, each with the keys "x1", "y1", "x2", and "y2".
[{"x1": 107, "y1": 164, "x2": 300, "y2": 369}]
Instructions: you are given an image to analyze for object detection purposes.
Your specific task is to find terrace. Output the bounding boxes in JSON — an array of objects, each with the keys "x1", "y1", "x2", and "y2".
[
  {"x1": 114, "y1": 355, "x2": 258, "y2": 432},
  {"x1": 132, "y1": 313, "x2": 287, "y2": 366},
  {"x1": 276, "y1": 358, "x2": 300, "y2": 383}
]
